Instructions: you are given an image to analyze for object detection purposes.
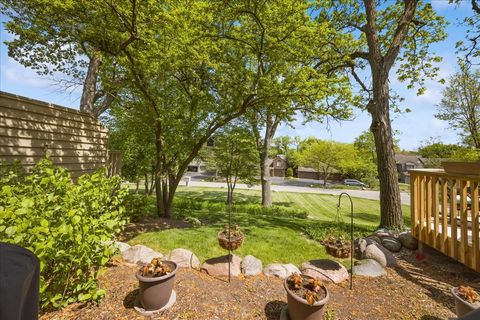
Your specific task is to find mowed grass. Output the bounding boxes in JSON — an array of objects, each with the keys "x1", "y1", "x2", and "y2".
[{"x1": 128, "y1": 186, "x2": 411, "y2": 266}]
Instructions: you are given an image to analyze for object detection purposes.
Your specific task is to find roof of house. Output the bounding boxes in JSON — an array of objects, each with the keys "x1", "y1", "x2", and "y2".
[
  {"x1": 395, "y1": 154, "x2": 426, "y2": 165},
  {"x1": 297, "y1": 166, "x2": 318, "y2": 172}
]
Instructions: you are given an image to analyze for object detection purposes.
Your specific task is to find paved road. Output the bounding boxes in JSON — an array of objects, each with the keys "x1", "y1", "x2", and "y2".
[{"x1": 185, "y1": 180, "x2": 411, "y2": 205}]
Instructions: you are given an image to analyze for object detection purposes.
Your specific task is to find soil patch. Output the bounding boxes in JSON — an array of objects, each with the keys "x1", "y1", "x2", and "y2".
[{"x1": 40, "y1": 245, "x2": 480, "y2": 320}]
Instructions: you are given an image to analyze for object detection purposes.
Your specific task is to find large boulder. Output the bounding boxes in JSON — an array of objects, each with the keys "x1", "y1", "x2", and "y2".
[
  {"x1": 241, "y1": 255, "x2": 263, "y2": 277},
  {"x1": 300, "y1": 259, "x2": 348, "y2": 284},
  {"x1": 121, "y1": 245, "x2": 163, "y2": 265},
  {"x1": 381, "y1": 236, "x2": 402, "y2": 252},
  {"x1": 165, "y1": 248, "x2": 200, "y2": 268},
  {"x1": 364, "y1": 243, "x2": 397, "y2": 268},
  {"x1": 114, "y1": 241, "x2": 131, "y2": 253},
  {"x1": 263, "y1": 263, "x2": 300, "y2": 279},
  {"x1": 398, "y1": 231, "x2": 418, "y2": 250},
  {"x1": 200, "y1": 254, "x2": 242, "y2": 277},
  {"x1": 356, "y1": 238, "x2": 397, "y2": 268},
  {"x1": 352, "y1": 259, "x2": 386, "y2": 277}
]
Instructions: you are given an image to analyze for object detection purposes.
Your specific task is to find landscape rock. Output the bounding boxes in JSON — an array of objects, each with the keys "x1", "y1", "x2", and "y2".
[
  {"x1": 241, "y1": 255, "x2": 263, "y2": 276},
  {"x1": 200, "y1": 254, "x2": 242, "y2": 277},
  {"x1": 398, "y1": 231, "x2": 418, "y2": 250},
  {"x1": 165, "y1": 248, "x2": 200, "y2": 268},
  {"x1": 121, "y1": 245, "x2": 162, "y2": 265},
  {"x1": 366, "y1": 235, "x2": 382, "y2": 245},
  {"x1": 372, "y1": 228, "x2": 396, "y2": 238},
  {"x1": 352, "y1": 259, "x2": 386, "y2": 277},
  {"x1": 300, "y1": 259, "x2": 349, "y2": 284},
  {"x1": 364, "y1": 243, "x2": 397, "y2": 268},
  {"x1": 263, "y1": 263, "x2": 300, "y2": 279},
  {"x1": 381, "y1": 236, "x2": 402, "y2": 252},
  {"x1": 114, "y1": 241, "x2": 131, "y2": 253}
]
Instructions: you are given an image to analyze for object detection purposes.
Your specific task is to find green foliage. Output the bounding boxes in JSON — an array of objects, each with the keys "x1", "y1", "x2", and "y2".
[
  {"x1": 123, "y1": 194, "x2": 154, "y2": 222},
  {"x1": 286, "y1": 167, "x2": 294, "y2": 178},
  {"x1": 205, "y1": 125, "x2": 259, "y2": 190},
  {"x1": 303, "y1": 222, "x2": 374, "y2": 244},
  {"x1": 436, "y1": 61, "x2": 480, "y2": 149},
  {"x1": 184, "y1": 216, "x2": 202, "y2": 227},
  {"x1": 418, "y1": 138, "x2": 480, "y2": 164},
  {"x1": 0, "y1": 159, "x2": 128, "y2": 310}
]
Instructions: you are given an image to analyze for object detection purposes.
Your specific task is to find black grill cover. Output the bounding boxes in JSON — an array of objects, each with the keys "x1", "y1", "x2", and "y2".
[{"x1": 0, "y1": 242, "x2": 39, "y2": 320}]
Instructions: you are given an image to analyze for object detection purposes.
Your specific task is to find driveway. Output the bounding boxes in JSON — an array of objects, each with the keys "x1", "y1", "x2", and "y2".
[{"x1": 185, "y1": 180, "x2": 411, "y2": 205}]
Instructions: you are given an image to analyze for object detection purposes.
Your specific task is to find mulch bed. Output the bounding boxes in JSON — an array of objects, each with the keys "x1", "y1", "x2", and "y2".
[{"x1": 40, "y1": 245, "x2": 480, "y2": 320}]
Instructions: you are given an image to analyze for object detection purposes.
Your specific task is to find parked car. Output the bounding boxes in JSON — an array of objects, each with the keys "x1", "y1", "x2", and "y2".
[{"x1": 344, "y1": 179, "x2": 367, "y2": 187}]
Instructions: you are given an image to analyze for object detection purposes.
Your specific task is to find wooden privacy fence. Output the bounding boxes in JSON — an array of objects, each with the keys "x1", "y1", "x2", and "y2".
[
  {"x1": 0, "y1": 91, "x2": 120, "y2": 178},
  {"x1": 410, "y1": 168, "x2": 480, "y2": 272}
]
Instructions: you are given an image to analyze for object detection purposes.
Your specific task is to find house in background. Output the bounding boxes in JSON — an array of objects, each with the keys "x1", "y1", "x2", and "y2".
[
  {"x1": 268, "y1": 154, "x2": 288, "y2": 177},
  {"x1": 297, "y1": 166, "x2": 343, "y2": 182},
  {"x1": 395, "y1": 154, "x2": 426, "y2": 184}
]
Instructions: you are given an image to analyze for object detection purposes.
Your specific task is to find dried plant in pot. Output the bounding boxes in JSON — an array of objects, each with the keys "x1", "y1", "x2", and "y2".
[
  {"x1": 451, "y1": 285, "x2": 480, "y2": 317},
  {"x1": 136, "y1": 258, "x2": 177, "y2": 311},
  {"x1": 323, "y1": 236, "x2": 351, "y2": 259},
  {"x1": 284, "y1": 273, "x2": 329, "y2": 320},
  {"x1": 218, "y1": 224, "x2": 244, "y2": 251}
]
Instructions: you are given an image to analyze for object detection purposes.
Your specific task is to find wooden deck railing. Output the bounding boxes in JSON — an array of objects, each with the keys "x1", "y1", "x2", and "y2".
[{"x1": 410, "y1": 169, "x2": 480, "y2": 272}]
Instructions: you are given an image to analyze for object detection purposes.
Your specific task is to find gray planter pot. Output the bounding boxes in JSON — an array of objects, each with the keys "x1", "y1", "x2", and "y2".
[
  {"x1": 283, "y1": 275, "x2": 329, "y2": 320},
  {"x1": 136, "y1": 260, "x2": 177, "y2": 311},
  {"x1": 451, "y1": 287, "x2": 480, "y2": 318}
]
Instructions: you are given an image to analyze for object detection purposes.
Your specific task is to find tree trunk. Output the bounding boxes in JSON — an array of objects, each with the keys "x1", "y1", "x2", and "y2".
[
  {"x1": 144, "y1": 173, "x2": 149, "y2": 195},
  {"x1": 260, "y1": 150, "x2": 272, "y2": 207},
  {"x1": 370, "y1": 70, "x2": 403, "y2": 229},
  {"x1": 80, "y1": 55, "x2": 101, "y2": 117},
  {"x1": 135, "y1": 180, "x2": 139, "y2": 194}
]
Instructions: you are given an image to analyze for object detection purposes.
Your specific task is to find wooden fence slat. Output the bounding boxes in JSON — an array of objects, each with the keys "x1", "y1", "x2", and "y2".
[
  {"x1": 426, "y1": 176, "x2": 432, "y2": 245},
  {"x1": 441, "y1": 178, "x2": 448, "y2": 254},
  {"x1": 450, "y1": 179, "x2": 458, "y2": 260},
  {"x1": 411, "y1": 174, "x2": 419, "y2": 237},
  {"x1": 460, "y1": 180, "x2": 468, "y2": 264},
  {"x1": 472, "y1": 182, "x2": 479, "y2": 271},
  {"x1": 419, "y1": 175, "x2": 426, "y2": 243},
  {"x1": 433, "y1": 176, "x2": 440, "y2": 249}
]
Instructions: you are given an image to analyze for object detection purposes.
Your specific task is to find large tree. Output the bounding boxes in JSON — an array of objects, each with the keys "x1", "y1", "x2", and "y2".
[
  {"x1": 323, "y1": 0, "x2": 446, "y2": 228},
  {"x1": 298, "y1": 140, "x2": 351, "y2": 186},
  {"x1": 1, "y1": 0, "x2": 140, "y2": 117},
  {"x1": 205, "y1": 125, "x2": 258, "y2": 205},
  {"x1": 436, "y1": 62, "x2": 480, "y2": 150},
  {"x1": 231, "y1": 0, "x2": 353, "y2": 207}
]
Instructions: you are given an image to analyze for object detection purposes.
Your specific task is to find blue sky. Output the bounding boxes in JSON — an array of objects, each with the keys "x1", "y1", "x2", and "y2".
[{"x1": 0, "y1": 1, "x2": 473, "y2": 150}]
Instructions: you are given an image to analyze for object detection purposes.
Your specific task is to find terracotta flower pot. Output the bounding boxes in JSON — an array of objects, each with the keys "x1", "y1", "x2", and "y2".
[
  {"x1": 136, "y1": 260, "x2": 177, "y2": 311},
  {"x1": 283, "y1": 275, "x2": 329, "y2": 320},
  {"x1": 451, "y1": 287, "x2": 480, "y2": 317}
]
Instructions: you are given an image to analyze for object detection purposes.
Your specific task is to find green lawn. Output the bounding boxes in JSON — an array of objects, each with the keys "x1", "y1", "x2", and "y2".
[{"x1": 128, "y1": 187, "x2": 410, "y2": 266}]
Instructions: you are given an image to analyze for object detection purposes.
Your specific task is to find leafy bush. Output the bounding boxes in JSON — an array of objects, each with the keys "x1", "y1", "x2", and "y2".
[
  {"x1": 286, "y1": 167, "x2": 293, "y2": 177},
  {"x1": 123, "y1": 194, "x2": 154, "y2": 221},
  {"x1": 0, "y1": 159, "x2": 128, "y2": 310}
]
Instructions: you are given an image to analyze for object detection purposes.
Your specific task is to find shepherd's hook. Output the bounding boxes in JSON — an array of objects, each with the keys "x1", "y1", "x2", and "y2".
[{"x1": 337, "y1": 192, "x2": 354, "y2": 290}]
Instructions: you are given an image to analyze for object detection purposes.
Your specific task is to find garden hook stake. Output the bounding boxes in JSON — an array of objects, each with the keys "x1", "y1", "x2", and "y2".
[{"x1": 337, "y1": 192, "x2": 354, "y2": 290}]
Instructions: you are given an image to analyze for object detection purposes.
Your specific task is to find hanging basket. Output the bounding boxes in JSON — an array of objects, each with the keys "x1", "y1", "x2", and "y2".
[
  {"x1": 217, "y1": 230, "x2": 244, "y2": 251},
  {"x1": 323, "y1": 238, "x2": 351, "y2": 258}
]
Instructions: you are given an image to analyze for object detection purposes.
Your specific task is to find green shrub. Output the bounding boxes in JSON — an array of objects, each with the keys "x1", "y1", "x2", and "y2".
[
  {"x1": 123, "y1": 194, "x2": 154, "y2": 221},
  {"x1": 286, "y1": 167, "x2": 293, "y2": 177},
  {"x1": 0, "y1": 159, "x2": 128, "y2": 310}
]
